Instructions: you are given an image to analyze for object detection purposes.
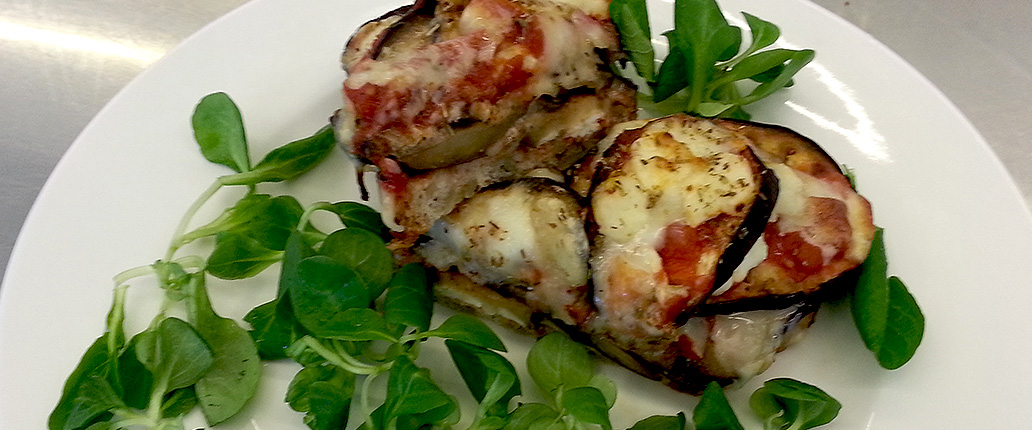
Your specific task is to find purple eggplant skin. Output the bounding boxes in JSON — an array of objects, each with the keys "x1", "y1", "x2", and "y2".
[
  {"x1": 713, "y1": 118, "x2": 848, "y2": 185},
  {"x1": 334, "y1": 0, "x2": 639, "y2": 243},
  {"x1": 586, "y1": 297, "x2": 820, "y2": 395},
  {"x1": 341, "y1": 0, "x2": 437, "y2": 71},
  {"x1": 710, "y1": 153, "x2": 778, "y2": 294},
  {"x1": 584, "y1": 114, "x2": 780, "y2": 328},
  {"x1": 366, "y1": 0, "x2": 437, "y2": 60},
  {"x1": 699, "y1": 118, "x2": 876, "y2": 313}
]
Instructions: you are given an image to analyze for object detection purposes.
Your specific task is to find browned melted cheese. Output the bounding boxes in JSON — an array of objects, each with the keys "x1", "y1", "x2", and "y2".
[
  {"x1": 338, "y1": 0, "x2": 621, "y2": 167},
  {"x1": 589, "y1": 115, "x2": 765, "y2": 341},
  {"x1": 706, "y1": 120, "x2": 875, "y2": 306}
]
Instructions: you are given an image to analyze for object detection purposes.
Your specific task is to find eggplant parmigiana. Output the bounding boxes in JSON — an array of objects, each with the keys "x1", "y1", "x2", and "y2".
[
  {"x1": 334, "y1": 0, "x2": 636, "y2": 246},
  {"x1": 335, "y1": 0, "x2": 875, "y2": 394}
]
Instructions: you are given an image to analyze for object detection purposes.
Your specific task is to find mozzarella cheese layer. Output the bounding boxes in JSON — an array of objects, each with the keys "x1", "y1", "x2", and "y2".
[
  {"x1": 418, "y1": 180, "x2": 590, "y2": 325},
  {"x1": 590, "y1": 116, "x2": 763, "y2": 337}
]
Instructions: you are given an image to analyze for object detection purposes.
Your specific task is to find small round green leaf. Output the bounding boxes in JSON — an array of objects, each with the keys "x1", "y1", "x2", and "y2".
[{"x1": 192, "y1": 92, "x2": 250, "y2": 174}]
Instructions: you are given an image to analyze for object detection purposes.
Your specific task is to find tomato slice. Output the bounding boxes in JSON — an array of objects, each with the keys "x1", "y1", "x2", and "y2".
[
  {"x1": 765, "y1": 223, "x2": 825, "y2": 282},
  {"x1": 656, "y1": 220, "x2": 724, "y2": 322}
]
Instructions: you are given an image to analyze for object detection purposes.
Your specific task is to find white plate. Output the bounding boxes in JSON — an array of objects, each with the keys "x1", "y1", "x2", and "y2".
[{"x1": 3, "y1": 0, "x2": 1032, "y2": 428}]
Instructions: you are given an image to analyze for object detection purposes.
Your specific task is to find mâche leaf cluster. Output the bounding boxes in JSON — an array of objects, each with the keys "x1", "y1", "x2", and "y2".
[
  {"x1": 49, "y1": 92, "x2": 337, "y2": 430},
  {"x1": 610, "y1": 0, "x2": 815, "y2": 119}
]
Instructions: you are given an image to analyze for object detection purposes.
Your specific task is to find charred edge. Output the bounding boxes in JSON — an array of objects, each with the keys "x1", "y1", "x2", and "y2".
[
  {"x1": 712, "y1": 157, "x2": 779, "y2": 289},
  {"x1": 515, "y1": 177, "x2": 582, "y2": 196},
  {"x1": 694, "y1": 292, "x2": 809, "y2": 317},
  {"x1": 446, "y1": 177, "x2": 582, "y2": 208},
  {"x1": 592, "y1": 298, "x2": 821, "y2": 394},
  {"x1": 344, "y1": 3, "x2": 414, "y2": 59},
  {"x1": 694, "y1": 281, "x2": 828, "y2": 316},
  {"x1": 588, "y1": 124, "x2": 647, "y2": 193},
  {"x1": 449, "y1": 117, "x2": 480, "y2": 129},
  {"x1": 432, "y1": 269, "x2": 560, "y2": 335},
  {"x1": 586, "y1": 331, "x2": 733, "y2": 395},
  {"x1": 592, "y1": 46, "x2": 624, "y2": 71},
  {"x1": 381, "y1": 155, "x2": 428, "y2": 177},
  {"x1": 536, "y1": 85, "x2": 600, "y2": 113},
  {"x1": 368, "y1": 0, "x2": 438, "y2": 60},
  {"x1": 814, "y1": 264, "x2": 863, "y2": 301},
  {"x1": 527, "y1": 313, "x2": 725, "y2": 394},
  {"x1": 715, "y1": 118, "x2": 845, "y2": 176},
  {"x1": 331, "y1": 108, "x2": 373, "y2": 201},
  {"x1": 356, "y1": 167, "x2": 370, "y2": 201}
]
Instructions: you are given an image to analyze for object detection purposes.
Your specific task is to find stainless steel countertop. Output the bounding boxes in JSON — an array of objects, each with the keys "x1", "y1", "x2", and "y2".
[{"x1": 2, "y1": 0, "x2": 1031, "y2": 279}]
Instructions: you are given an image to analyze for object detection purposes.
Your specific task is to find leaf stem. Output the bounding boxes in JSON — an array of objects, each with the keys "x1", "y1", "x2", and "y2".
[
  {"x1": 173, "y1": 255, "x2": 206, "y2": 272},
  {"x1": 144, "y1": 374, "x2": 171, "y2": 429},
  {"x1": 360, "y1": 371, "x2": 380, "y2": 428},
  {"x1": 113, "y1": 264, "x2": 157, "y2": 286},
  {"x1": 107, "y1": 409, "x2": 153, "y2": 429},
  {"x1": 166, "y1": 179, "x2": 224, "y2": 261},
  {"x1": 106, "y1": 284, "x2": 129, "y2": 356},
  {"x1": 297, "y1": 201, "x2": 336, "y2": 232},
  {"x1": 293, "y1": 336, "x2": 382, "y2": 375},
  {"x1": 398, "y1": 332, "x2": 425, "y2": 345}
]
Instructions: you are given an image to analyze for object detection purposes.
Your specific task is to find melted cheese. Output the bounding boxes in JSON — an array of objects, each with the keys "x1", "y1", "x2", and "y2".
[
  {"x1": 345, "y1": 0, "x2": 616, "y2": 108},
  {"x1": 689, "y1": 305, "x2": 808, "y2": 380},
  {"x1": 712, "y1": 237, "x2": 767, "y2": 296},
  {"x1": 590, "y1": 118, "x2": 761, "y2": 335},
  {"x1": 768, "y1": 162, "x2": 871, "y2": 264},
  {"x1": 418, "y1": 181, "x2": 589, "y2": 325},
  {"x1": 593, "y1": 119, "x2": 758, "y2": 249}
]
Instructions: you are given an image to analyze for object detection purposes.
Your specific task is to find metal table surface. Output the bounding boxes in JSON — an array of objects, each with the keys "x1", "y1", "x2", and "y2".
[{"x1": 2, "y1": 0, "x2": 1031, "y2": 280}]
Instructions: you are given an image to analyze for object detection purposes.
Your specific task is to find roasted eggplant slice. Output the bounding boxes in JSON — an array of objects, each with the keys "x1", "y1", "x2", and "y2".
[
  {"x1": 700, "y1": 119, "x2": 876, "y2": 312},
  {"x1": 587, "y1": 114, "x2": 777, "y2": 343},
  {"x1": 590, "y1": 299, "x2": 817, "y2": 394},
  {"x1": 334, "y1": 0, "x2": 877, "y2": 399},
  {"x1": 367, "y1": 80, "x2": 636, "y2": 247},
  {"x1": 418, "y1": 178, "x2": 592, "y2": 327},
  {"x1": 413, "y1": 114, "x2": 875, "y2": 395},
  {"x1": 335, "y1": 0, "x2": 637, "y2": 244}
]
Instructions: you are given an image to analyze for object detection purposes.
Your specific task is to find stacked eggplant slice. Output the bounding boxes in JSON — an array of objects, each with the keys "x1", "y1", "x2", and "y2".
[
  {"x1": 580, "y1": 116, "x2": 874, "y2": 392},
  {"x1": 333, "y1": 0, "x2": 637, "y2": 247},
  {"x1": 335, "y1": 0, "x2": 875, "y2": 393}
]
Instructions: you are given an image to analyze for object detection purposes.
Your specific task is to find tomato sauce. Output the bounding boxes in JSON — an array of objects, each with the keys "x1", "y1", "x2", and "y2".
[{"x1": 344, "y1": 2, "x2": 546, "y2": 152}]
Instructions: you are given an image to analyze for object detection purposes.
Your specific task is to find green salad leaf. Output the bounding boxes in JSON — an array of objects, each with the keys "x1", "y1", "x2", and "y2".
[
  {"x1": 610, "y1": 0, "x2": 814, "y2": 119},
  {"x1": 693, "y1": 382, "x2": 745, "y2": 430},
  {"x1": 50, "y1": 93, "x2": 341, "y2": 430},
  {"x1": 192, "y1": 92, "x2": 250, "y2": 173},
  {"x1": 628, "y1": 413, "x2": 687, "y2": 430},
  {"x1": 852, "y1": 228, "x2": 925, "y2": 369},
  {"x1": 749, "y1": 378, "x2": 841, "y2": 430},
  {"x1": 285, "y1": 365, "x2": 355, "y2": 430}
]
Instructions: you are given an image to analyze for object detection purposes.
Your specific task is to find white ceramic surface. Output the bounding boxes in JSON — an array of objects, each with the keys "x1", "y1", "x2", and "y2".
[{"x1": 2, "y1": 0, "x2": 1031, "y2": 428}]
